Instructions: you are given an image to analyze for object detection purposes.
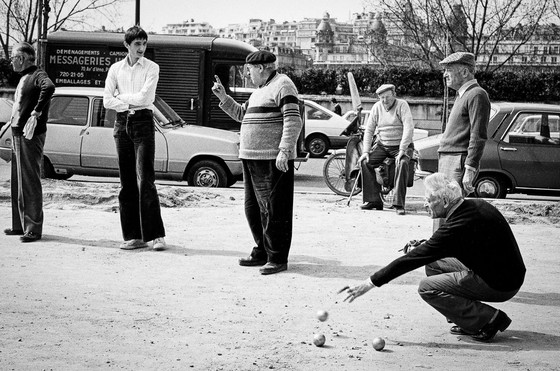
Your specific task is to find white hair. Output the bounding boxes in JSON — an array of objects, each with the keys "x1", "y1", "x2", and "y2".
[{"x1": 424, "y1": 173, "x2": 463, "y2": 203}]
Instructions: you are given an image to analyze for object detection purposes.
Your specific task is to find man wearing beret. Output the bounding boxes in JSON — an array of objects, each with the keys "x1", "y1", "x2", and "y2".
[
  {"x1": 438, "y1": 52, "x2": 490, "y2": 196},
  {"x1": 211, "y1": 50, "x2": 303, "y2": 275},
  {"x1": 357, "y1": 84, "x2": 414, "y2": 215}
]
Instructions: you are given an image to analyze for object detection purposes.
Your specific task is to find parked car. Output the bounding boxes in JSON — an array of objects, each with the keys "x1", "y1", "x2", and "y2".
[
  {"x1": 0, "y1": 87, "x2": 243, "y2": 187},
  {"x1": 0, "y1": 97, "x2": 13, "y2": 127},
  {"x1": 303, "y1": 99, "x2": 351, "y2": 158},
  {"x1": 415, "y1": 102, "x2": 560, "y2": 198}
]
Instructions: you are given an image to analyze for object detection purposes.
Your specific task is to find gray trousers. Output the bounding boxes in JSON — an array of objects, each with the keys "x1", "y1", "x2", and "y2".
[
  {"x1": 418, "y1": 258, "x2": 519, "y2": 333},
  {"x1": 11, "y1": 133, "x2": 45, "y2": 236}
]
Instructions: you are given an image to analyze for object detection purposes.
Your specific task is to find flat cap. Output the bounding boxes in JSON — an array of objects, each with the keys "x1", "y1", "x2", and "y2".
[
  {"x1": 439, "y1": 52, "x2": 475, "y2": 68},
  {"x1": 245, "y1": 50, "x2": 276, "y2": 65},
  {"x1": 376, "y1": 84, "x2": 395, "y2": 95}
]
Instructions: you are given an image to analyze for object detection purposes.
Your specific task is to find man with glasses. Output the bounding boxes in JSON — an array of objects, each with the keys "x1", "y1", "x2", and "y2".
[
  {"x1": 340, "y1": 173, "x2": 525, "y2": 343},
  {"x1": 4, "y1": 42, "x2": 55, "y2": 242},
  {"x1": 211, "y1": 50, "x2": 302, "y2": 275}
]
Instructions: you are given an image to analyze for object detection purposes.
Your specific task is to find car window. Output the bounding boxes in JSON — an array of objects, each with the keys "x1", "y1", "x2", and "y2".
[
  {"x1": 47, "y1": 96, "x2": 88, "y2": 126},
  {"x1": 306, "y1": 105, "x2": 332, "y2": 120},
  {"x1": 215, "y1": 63, "x2": 252, "y2": 93},
  {"x1": 92, "y1": 98, "x2": 116, "y2": 128},
  {"x1": 505, "y1": 112, "x2": 560, "y2": 145}
]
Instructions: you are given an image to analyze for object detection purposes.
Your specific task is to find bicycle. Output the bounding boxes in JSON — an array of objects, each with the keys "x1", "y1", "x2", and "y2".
[{"x1": 323, "y1": 118, "x2": 418, "y2": 208}]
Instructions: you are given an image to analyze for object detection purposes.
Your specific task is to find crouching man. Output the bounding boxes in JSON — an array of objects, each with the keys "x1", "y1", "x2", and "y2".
[{"x1": 340, "y1": 172, "x2": 526, "y2": 342}]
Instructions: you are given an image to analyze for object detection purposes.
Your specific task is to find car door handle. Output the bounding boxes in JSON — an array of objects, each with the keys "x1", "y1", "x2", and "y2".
[
  {"x1": 190, "y1": 98, "x2": 194, "y2": 110},
  {"x1": 500, "y1": 147, "x2": 517, "y2": 152}
]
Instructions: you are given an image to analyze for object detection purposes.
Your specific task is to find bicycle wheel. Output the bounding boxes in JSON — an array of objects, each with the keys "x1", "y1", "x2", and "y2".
[{"x1": 323, "y1": 153, "x2": 362, "y2": 197}]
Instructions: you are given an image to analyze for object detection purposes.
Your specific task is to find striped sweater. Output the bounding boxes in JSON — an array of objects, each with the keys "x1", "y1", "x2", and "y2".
[{"x1": 219, "y1": 72, "x2": 303, "y2": 160}]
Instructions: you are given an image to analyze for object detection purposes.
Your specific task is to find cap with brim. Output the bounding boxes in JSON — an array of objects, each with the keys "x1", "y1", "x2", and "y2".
[
  {"x1": 439, "y1": 52, "x2": 475, "y2": 68},
  {"x1": 376, "y1": 84, "x2": 395, "y2": 95},
  {"x1": 245, "y1": 50, "x2": 276, "y2": 65}
]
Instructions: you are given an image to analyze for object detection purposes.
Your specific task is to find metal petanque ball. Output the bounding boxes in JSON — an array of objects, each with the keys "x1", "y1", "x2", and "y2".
[
  {"x1": 316, "y1": 310, "x2": 329, "y2": 322},
  {"x1": 372, "y1": 337, "x2": 385, "y2": 351},
  {"x1": 313, "y1": 333, "x2": 326, "y2": 347}
]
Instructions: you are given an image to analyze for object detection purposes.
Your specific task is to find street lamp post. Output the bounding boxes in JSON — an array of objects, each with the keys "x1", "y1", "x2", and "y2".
[{"x1": 135, "y1": 0, "x2": 140, "y2": 25}]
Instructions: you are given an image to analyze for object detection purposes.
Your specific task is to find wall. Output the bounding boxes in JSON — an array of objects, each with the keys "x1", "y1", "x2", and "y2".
[{"x1": 303, "y1": 94, "x2": 445, "y2": 136}]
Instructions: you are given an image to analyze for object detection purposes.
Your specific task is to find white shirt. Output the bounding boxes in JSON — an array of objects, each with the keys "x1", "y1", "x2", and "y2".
[{"x1": 103, "y1": 55, "x2": 159, "y2": 113}]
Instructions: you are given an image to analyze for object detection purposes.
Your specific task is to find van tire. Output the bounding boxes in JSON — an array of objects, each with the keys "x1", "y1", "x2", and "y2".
[{"x1": 186, "y1": 160, "x2": 228, "y2": 188}]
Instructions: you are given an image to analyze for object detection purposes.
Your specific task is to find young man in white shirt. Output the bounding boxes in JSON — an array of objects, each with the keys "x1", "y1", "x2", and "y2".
[{"x1": 103, "y1": 26, "x2": 166, "y2": 251}]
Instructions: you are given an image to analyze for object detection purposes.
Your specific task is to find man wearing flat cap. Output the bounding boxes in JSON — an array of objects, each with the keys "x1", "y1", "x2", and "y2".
[
  {"x1": 357, "y1": 83, "x2": 414, "y2": 214},
  {"x1": 438, "y1": 52, "x2": 490, "y2": 197},
  {"x1": 211, "y1": 50, "x2": 303, "y2": 275}
]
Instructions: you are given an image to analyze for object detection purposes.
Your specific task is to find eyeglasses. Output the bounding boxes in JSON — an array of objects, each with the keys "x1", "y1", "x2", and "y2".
[{"x1": 9, "y1": 55, "x2": 23, "y2": 62}]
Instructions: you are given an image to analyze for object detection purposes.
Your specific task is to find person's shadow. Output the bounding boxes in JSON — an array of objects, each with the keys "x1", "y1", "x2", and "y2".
[{"x1": 396, "y1": 330, "x2": 560, "y2": 351}]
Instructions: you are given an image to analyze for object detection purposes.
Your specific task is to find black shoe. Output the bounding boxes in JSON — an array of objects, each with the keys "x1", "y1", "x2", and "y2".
[
  {"x1": 450, "y1": 325, "x2": 470, "y2": 335},
  {"x1": 259, "y1": 262, "x2": 287, "y2": 275},
  {"x1": 20, "y1": 232, "x2": 41, "y2": 243},
  {"x1": 395, "y1": 207, "x2": 406, "y2": 215},
  {"x1": 4, "y1": 228, "x2": 24, "y2": 236},
  {"x1": 239, "y1": 256, "x2": 267, "y2": 267},
  {"x1": 360, "y1": 202, "x2": 383, "y2": 210},
  {"x1": 470, "y1": 310, "x2": 512, "y2": 342}
]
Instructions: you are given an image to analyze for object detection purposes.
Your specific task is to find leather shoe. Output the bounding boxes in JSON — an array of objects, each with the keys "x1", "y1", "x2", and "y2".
[
  {"x1": 360, "y1": 202, "x2": 383, "y2": 210},
  {"x1": 4, "y1": 228, "x2": 24, "y2": 236},
  {"x1": 20, "y1": 232, "x2": 41, "y2": 243},
  {"x1": 471, "y1": 310, "x2": 512, "y2": 342},
  {"x1": 395, "y1": 207, "x2": 406, "y2": 215},
  {"x1": 450, "y1": 325, "x2": 470, "y2": 335},
  {"x1": 239, "y1": 256, "x2": 267, "y2": 267},
  {"x1": 259, "y1": 262, "x2": 287, "y2": 275}
]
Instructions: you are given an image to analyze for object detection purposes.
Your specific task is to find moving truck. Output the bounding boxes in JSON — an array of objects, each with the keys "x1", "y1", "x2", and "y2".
[{"x1": 45, "y1": 30, "x2": 306, "y2": 158}]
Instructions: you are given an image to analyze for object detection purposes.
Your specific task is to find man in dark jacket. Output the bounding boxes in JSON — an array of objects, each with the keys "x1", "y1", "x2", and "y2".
[
  {"x1": 340, "y1": 173, "x2": 526, "y2": 342},
  {"x1": 4, "y1": 42, "x2": 55, "y2": 242}
]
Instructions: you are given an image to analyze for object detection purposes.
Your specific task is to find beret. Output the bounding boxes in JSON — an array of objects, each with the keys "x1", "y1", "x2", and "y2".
[
  {"x1": 245, "y1": 50, "x2": 276, "y2": 65},
  {"x1": 439, "y1": 52, "x2": 475, "y2": 68},
  {"x1": 376, "y1": 84, "x2": 395, "y2": 95}
]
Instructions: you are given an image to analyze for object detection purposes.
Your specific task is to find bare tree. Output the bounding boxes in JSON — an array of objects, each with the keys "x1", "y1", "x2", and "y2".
[
  {"x1": 1, "y1": 0, "x2": 121, "y2": 58},
  {"x1": 364, "y1": 0, "x2": 552, "y2": 71}
]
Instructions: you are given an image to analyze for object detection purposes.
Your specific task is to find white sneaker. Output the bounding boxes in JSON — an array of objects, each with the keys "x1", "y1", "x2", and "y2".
[
  {"x1": 153, "y1": 237, "x2": 166, "y2": 251},
  {"x1": 120, "y1": 239, "x2": 148, "y2": 250}
]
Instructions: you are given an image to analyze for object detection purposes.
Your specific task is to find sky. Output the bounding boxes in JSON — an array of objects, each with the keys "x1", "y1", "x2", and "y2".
[{"x1": 115, "y1": 0, "x2": 371, "y2": 32}]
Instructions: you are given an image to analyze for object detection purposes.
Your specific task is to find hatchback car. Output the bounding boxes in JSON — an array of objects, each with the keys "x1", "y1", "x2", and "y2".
[
  {"x1": 415, "y1": 102, "x2": 560, "y2": 198},
  {"x1": 0, "y1": 87, "x2": 242, "y2": 187},
  {"x1": 304, "y1": 100, "x2": 350, "y2": 158}
]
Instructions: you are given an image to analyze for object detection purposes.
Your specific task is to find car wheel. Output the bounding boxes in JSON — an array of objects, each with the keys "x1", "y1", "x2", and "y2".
[
  {"x1": 474, "y1": 175, "x2": 507, "y2": 199},
  {"x1": 186, "y1": 160, "x2": 228, "y2": 188},
  {"x1": 306, "y1": 134, "x2": 330, "y2": 158},
  {"x1": 43, "y1": 157, "x2": 72, "y2": 180}
]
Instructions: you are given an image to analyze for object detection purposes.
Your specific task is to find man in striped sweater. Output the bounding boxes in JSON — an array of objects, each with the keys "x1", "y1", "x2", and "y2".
[{"x1": 212, "y1": 50, "x2": 303, "y2": 275}]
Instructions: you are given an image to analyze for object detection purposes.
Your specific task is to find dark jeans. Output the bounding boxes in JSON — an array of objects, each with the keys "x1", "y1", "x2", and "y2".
[
  {"x1": 361, "y1": 142, "x2": 413, "y2": 208},
  {"x1": 243, "y1": 159, "x2": 294, "y2": 264},
  {"x1": 11, "y1": 132, "x2": 46, "y2": 235},
  {"x1": 114, "y1": 110, "x2": 165, "y2": 242},
  {"x1": 418, "y1": 258, "x2": 519, "y2": 333}
]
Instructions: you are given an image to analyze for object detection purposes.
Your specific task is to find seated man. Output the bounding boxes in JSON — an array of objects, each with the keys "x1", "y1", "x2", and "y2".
[
  {"x1": 340, "y1": 173, "x2": 526, "y2": 343},
  {"x1": 357, "y1": 84, "x2": 414, "y2": 215}
]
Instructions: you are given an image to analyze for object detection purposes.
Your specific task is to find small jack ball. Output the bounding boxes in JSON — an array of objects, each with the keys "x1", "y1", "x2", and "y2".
[
  {"x1": 372, "y1": 337, "x2": 385, "y2": 351},
  {"x1": 313, "y1": 333, "x2": 326, "y2": 347},
  {"x1": 316, "y1": 310, "x2": 329, "y2": 322}
]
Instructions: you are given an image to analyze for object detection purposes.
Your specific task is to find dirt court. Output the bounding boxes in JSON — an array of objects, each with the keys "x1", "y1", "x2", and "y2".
[{"x1": 1, "y1": 171, "x2": 559, "y2": 370}]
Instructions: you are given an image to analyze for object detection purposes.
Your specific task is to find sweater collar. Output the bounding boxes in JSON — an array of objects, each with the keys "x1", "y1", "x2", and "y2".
[
  {"x1": 259, "y1": 70, "x2": 277, "y2": 88},
  {"x1": 457, "y1": 79, "x2": 478, "y2": 98},
  {"x1": 19, "y1": 65, "x2": 37, "y2": 76}
]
